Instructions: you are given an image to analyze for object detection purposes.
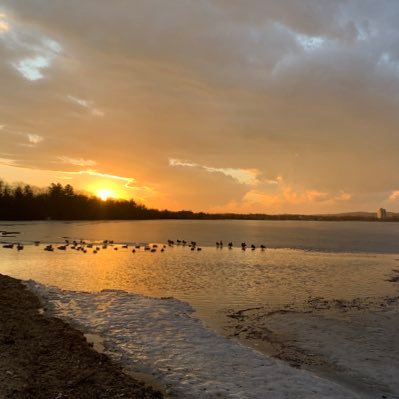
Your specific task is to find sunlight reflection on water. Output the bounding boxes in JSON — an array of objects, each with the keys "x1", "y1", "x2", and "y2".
[{"x1": 1, "y1": 242, "x2": 398, "y2": 331}]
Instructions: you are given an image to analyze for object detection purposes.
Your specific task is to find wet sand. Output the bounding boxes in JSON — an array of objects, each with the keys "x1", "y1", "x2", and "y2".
[{"x1": 0, "y1": 274, "x2": 163, "y2": 399}]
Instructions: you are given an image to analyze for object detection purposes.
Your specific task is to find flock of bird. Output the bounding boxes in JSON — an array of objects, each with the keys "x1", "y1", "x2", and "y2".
[
  {"x1": 168, "y1": 240, "x2": 266, "y2": 251},
  {"x1": 1, "y1": 233, "x2": 267, "y2": 253}
]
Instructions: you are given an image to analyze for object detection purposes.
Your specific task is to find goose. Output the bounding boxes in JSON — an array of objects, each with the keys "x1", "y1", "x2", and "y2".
[{"x1": 44, "y1": 245, "x2": 54, "y2": 252}]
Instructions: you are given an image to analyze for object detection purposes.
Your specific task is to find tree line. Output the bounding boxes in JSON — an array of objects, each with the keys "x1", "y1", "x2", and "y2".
[
  {"x1": 0, "y1": 181, "x2": 158, "y2": 220},
  {"x1": 0, "y1": 179, "x2": 393, "y2": 221}
]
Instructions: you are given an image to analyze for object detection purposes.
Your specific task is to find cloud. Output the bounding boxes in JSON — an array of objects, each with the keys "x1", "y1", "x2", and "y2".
[
  {"x1": 2, "y1": 1, "x2": 399, "y2": 212},
  {"x1": 27, "y1": 133, "x2": 43, "y2": 145},
  {"x1": 67, "y1": 96, "x2": 90, "y2": 108},
  {"x1": 0, "y1": 157, "x2": 16, "y2": 166},
  {"x1": 67, "y1": 95, "x2": 104, "y2": 117},
  {"x1": 389, "y1": 191, "x2": 399, "y2": 201},
  {"x1": 306, "y1": 190, "x2": 329, "y2": 202},
  {"x1": 0, "y1": 12, "x2": 9, "y2": 33},
  {"x1": 2, "y1": 16, "x2": 63, "y2": 81},
  {"x1": 210, "y1": 185, "x2": 353, "y2": 214},
  {"x1": 57, "y1": 156, "x2": 97, "y2": 167},
  {"x1": 13, "y1": 55, "x2": 50, "y2": 81},
  {"x1": 169, "y1": 158, "x2": 260, "y2": 185}
]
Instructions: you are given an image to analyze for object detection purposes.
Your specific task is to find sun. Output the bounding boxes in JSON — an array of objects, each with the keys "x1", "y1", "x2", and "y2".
[{"x1": 97, "y1": 189, "x2": 114, "y2": 201}]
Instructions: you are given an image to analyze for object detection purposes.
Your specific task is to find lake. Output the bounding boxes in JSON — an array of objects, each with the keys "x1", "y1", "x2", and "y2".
[
  {"x1": 1, "y1": 220, "x2": 399, "y2": 325},
  {"x1": 1, "y1": 220, "x2": 399, "y2": 398}
]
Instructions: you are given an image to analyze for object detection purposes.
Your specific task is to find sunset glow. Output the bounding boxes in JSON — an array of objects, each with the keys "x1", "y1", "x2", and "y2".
[
  {"x1": 96, "y1": 189, "x2": 115, "y2": 201},
  {"x1": 1, "y1": 2, "x2": 399, "y2": 214}
]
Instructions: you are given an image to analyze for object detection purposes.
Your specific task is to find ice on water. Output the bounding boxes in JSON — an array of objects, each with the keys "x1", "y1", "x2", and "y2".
[{"x1": 28, "y1": 281, "x2": 361, "y2": 399}]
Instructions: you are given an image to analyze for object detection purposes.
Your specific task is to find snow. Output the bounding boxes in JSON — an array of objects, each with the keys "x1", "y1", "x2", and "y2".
[{"x1": 26, "y1": 281, "x2": 362, "y2": 399}]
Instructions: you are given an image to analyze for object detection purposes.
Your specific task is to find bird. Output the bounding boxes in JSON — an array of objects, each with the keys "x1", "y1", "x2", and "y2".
[
  {"x1": 44, "y1": 245, "x2": 54, "y2": 252},
  {"x1": 57, "y1": 245, "x2": 67, "y2": 251}
]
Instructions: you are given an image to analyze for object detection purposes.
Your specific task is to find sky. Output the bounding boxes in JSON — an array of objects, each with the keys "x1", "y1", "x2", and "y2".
[{"x1": 1, "y1": 0, "x2": 399, "y2": 214}]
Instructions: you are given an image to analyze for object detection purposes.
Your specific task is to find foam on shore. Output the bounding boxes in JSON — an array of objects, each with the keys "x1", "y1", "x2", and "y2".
[{"x1": 27, "y1": 281, "x2": 361, "y2": 399}]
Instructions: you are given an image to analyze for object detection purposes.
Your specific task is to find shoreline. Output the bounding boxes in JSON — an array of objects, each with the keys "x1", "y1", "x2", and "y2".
[
  {"x1": 226, "y1": 288, "x2": 399, "y2": 399},
  {"x1": 0, "y1": 274, "x2": 164, "y2": 399}
]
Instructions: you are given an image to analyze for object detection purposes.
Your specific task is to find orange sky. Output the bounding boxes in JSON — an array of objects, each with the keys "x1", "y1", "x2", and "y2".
[{"x1": 1, "y1": 1, "x2": 399, "y2": 213}]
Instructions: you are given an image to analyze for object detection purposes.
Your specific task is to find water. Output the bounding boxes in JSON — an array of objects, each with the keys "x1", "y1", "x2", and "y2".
[
  {"x1": 1, "y1": 220, "x2": 399, "y2": 327},
  {"x1": 2, "y1": 219, "x2": 399, "y2": 253},
  {"x1": 1, "y1": 220, "x2": 399, "y2": 397}
]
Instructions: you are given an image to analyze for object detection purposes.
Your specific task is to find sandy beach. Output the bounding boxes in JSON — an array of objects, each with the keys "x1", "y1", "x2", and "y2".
[{"x1": 0, "y1": 274, "x2": 163, "y2": 399}]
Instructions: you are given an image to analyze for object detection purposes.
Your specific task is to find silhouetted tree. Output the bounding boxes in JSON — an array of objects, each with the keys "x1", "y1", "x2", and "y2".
[{"x1": 0, "y1": 178, "x2": 388, "y2": 221}]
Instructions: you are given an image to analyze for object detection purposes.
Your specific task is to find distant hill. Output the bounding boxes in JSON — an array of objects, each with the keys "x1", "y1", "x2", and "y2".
[
  {"x1": 315, "y1": 211, "x2": 399, "y2": 220},
  {"x1": 318, "y1": 212, "x2": 376, "y2": 217}
]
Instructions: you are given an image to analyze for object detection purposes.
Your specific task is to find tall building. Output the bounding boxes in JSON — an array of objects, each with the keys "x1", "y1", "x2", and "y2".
[{"x1": 377, "y1": 208, "x2": 387, "y2": 220}]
